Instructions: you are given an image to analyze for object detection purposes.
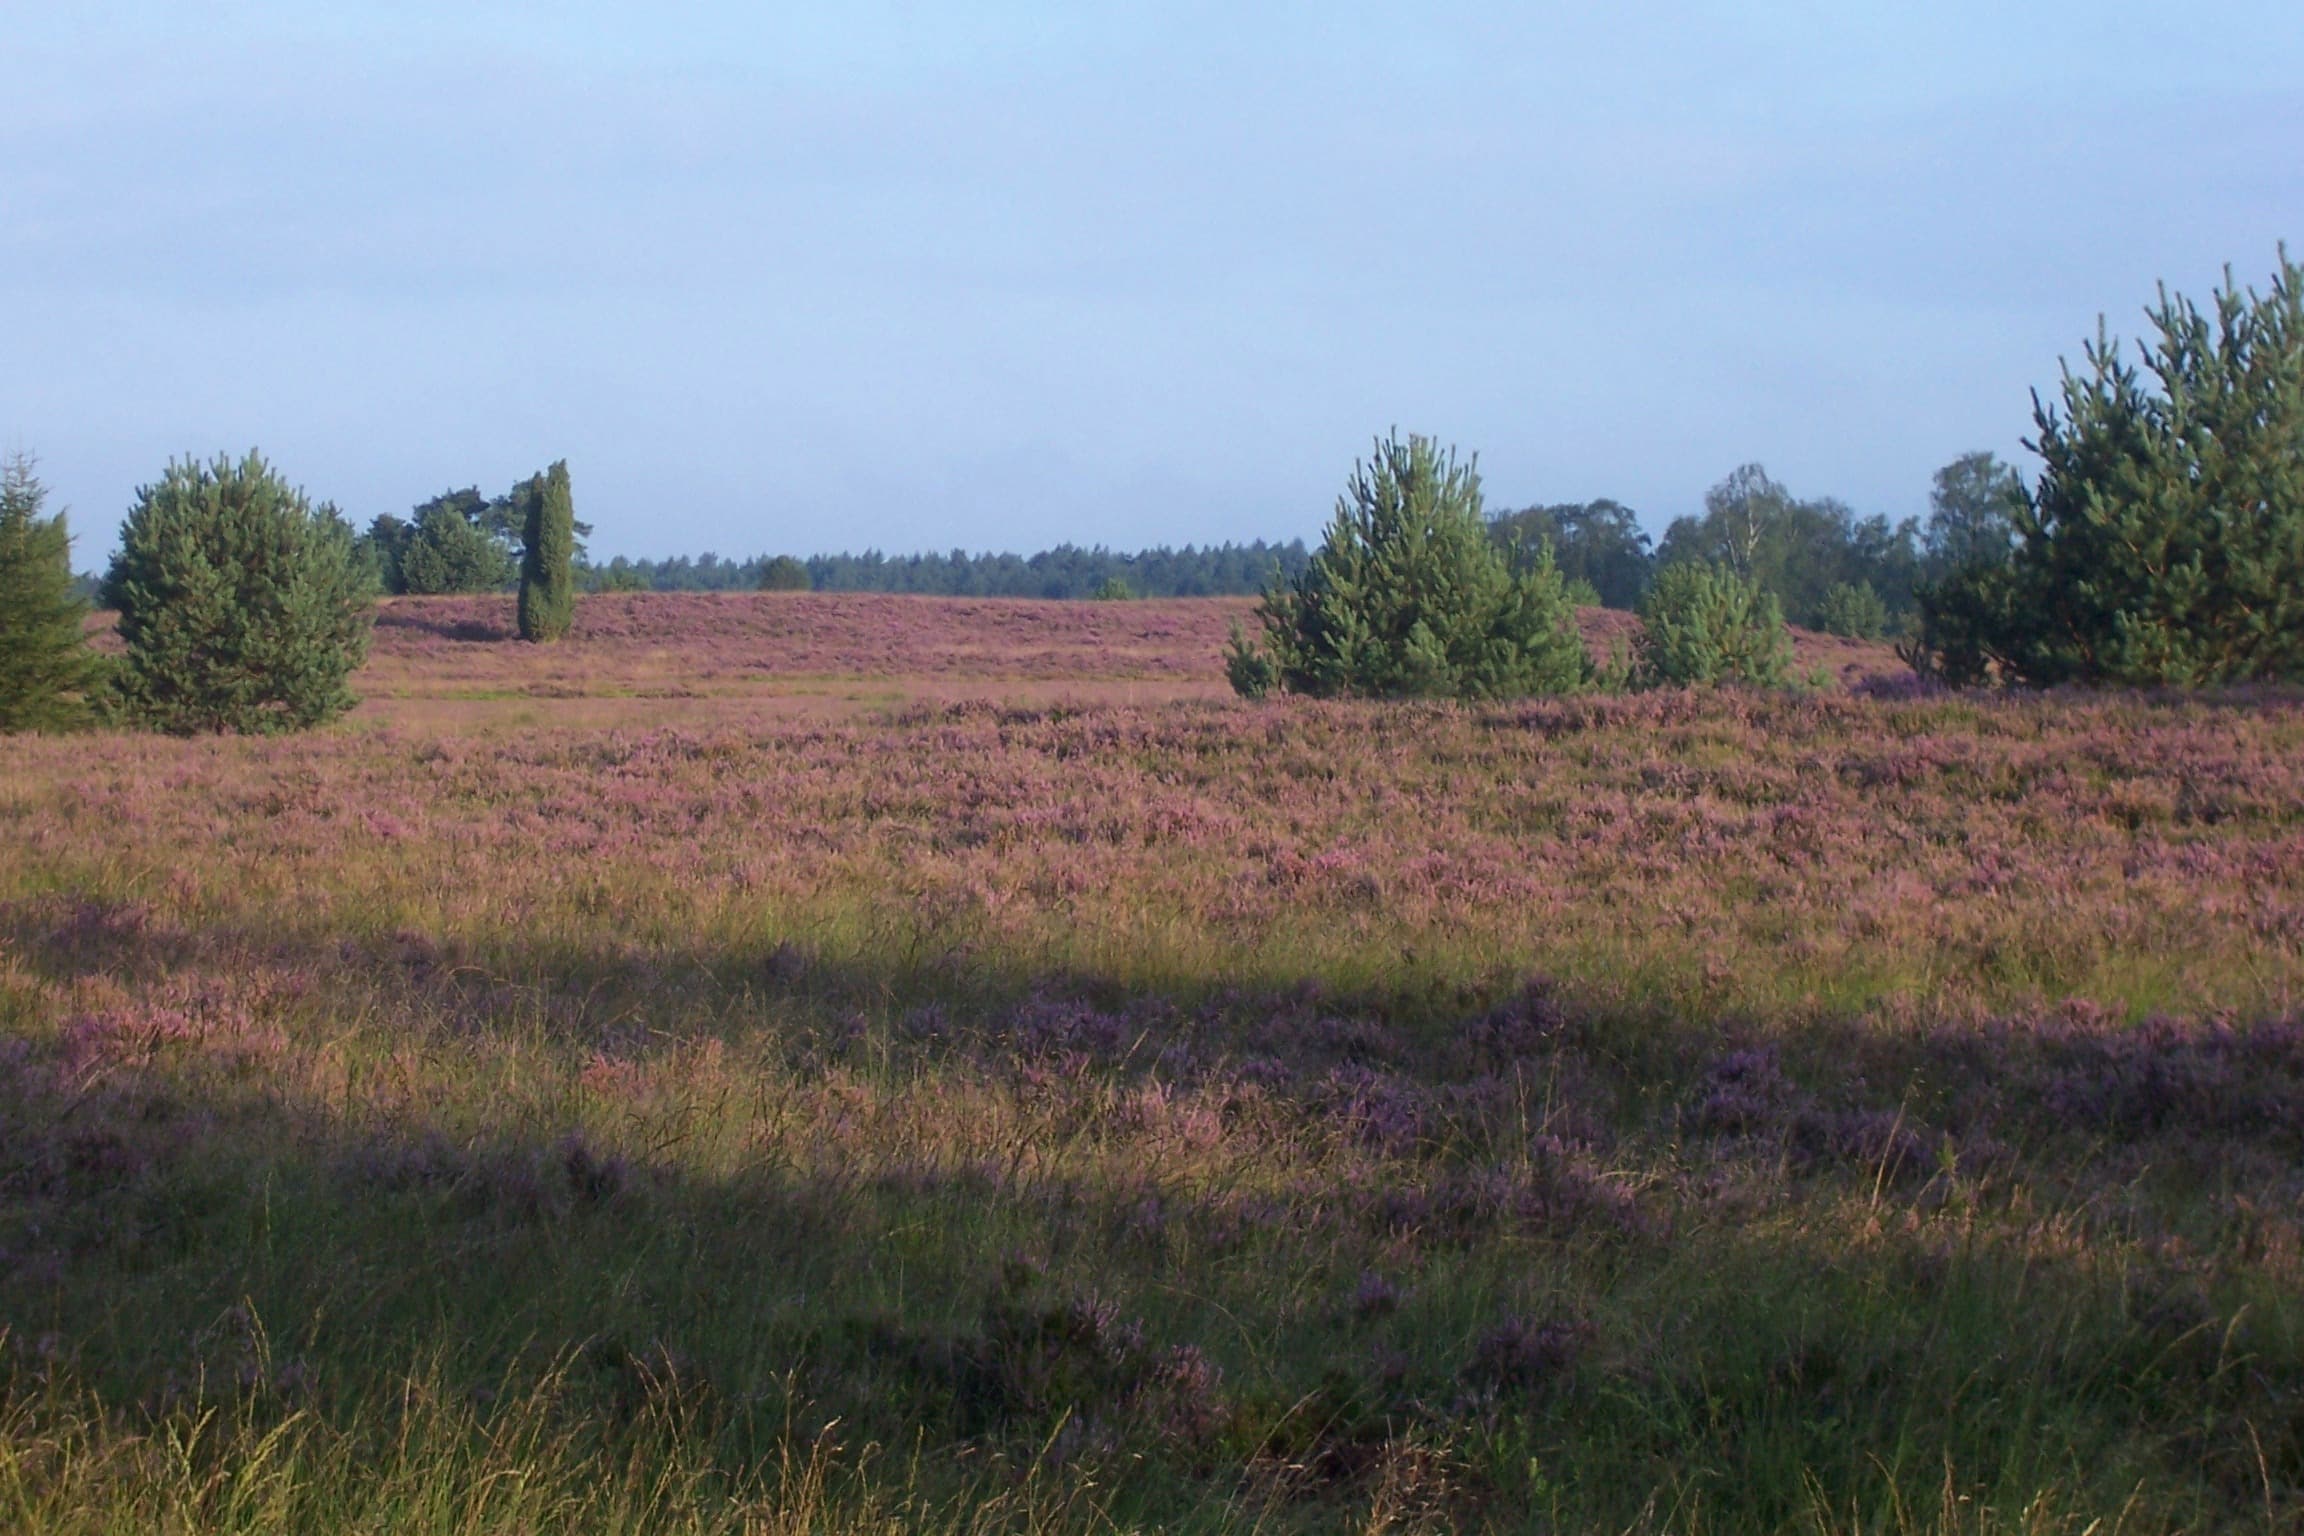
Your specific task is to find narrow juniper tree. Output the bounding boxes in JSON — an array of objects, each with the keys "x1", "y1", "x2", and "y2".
[
  {"x1": 1237, "y1": 432, "x2": 1589, "y2": 699},
  {"x1": 0, "y1": 453, "x2": 104, "y2": 731},
  {"x1": 518, "y1": 460, "x2": 576, "y2": 642},
  {"x1": 102, "y1": 451, "x2": 372, "y2": 734}
]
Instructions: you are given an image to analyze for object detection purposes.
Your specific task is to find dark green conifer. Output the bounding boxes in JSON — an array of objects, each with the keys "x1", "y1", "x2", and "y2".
[
  {"x1": 1816, "y1": 580, "x2": 1889, "y2": 640},
  {"x1": 0, "y1": 453, "x2": 104, "y2": 732},
  {"x1": 1634, "y1": 560, "x2": 1793, "y2": 687},
  {"x1": 757, "y1": 555, "x2": 811, "y2": 592},
  {"x1": 1912, "y1": 249, "x2": 2304, "y2": 686},
  {"x1": 101, "y1": 451, "x2": 372, "y2": 734},
  {"x1": 518, "y1": 460, "x2": 577, "y2": 642},
  {"x1": 1237, "y1": 432, "x2": 1590, "y2": 699}
]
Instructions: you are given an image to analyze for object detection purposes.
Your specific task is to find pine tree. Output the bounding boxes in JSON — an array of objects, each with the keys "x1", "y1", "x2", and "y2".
[
  {"x1": 518, "y1": 460, "x2": 577, "y2": 642},
  {"x1": 0, "y1": 453, "x2": 104, "y2": 732},
  {"x1": 1911, "y1": 249, "x2": 2304, "y2": 686},
  {"x1": 102, "y1": 451, "x2": 373, "y2": 735},
  {"x1": 1634, "y1": 560, "x2": 1793, "y2": 687},
  {"x1": 1816, "y1": 580, "x2": 1889, "y2": 640},
  {"x1": 1238, "y1": 432, "x2": 1590, "y2": 699}
]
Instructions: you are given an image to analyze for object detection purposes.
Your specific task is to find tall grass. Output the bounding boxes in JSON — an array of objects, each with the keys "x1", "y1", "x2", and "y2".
[{"x1": 2, "y1": 606, "x2": 2300, "y2": 1530}]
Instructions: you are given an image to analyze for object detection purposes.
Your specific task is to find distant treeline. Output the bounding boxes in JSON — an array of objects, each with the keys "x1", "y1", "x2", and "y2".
[
  {"x1": 578, "y1": 464, "x2": 1957, "y2": 633},
  {"x1": 84, "y1": 458, "x2": 1996, "y2": 643},
  {"x1": 1491, "y1": 455, "x2": 2013, "y2": 638},
  {"x1": 587, "y1": 541, "x2": 1313, "y2": 599}
]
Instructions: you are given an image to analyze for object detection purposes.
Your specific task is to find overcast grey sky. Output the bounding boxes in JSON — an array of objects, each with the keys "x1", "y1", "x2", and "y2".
[{"x1": 5, "y1": 3, "x2": 2298, "y2": 563}]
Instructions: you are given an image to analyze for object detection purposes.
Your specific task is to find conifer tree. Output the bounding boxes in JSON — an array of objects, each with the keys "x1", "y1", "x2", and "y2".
[
  {"x1": 1911, "y1": 249, "x2": 2304, "y2": 686},
  {"x1": 518, "y1": 460, "x2": 576, "y2": 642},
  {"x1": 102, "y1": 451, "x2": 372, "y2": 734},
  {"x1": 1816, "y1": 580, "x2": 1889, "y2": 640},
  {"x1": 1634, "y1": 560, "x2": 1794, "y2": 687},
  {"x1": 1236, "y1": 432, "x2": 1590, "y2": 699},
  {"x1": 0, "y1": 453, "x2": 103, "y2": 732}
]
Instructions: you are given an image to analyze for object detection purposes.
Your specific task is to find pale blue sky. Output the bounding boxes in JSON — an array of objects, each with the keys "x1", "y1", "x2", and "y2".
[{"x1": 6, "y1": 3, "x2": 2298, "y2": 563}]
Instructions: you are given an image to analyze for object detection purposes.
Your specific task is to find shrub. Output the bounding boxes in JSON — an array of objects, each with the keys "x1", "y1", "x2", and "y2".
[
  {"x1": 1092, "y1": 576, "x2": 1133, "y2": 601},
  {"x1": 757, "y1": 555, "x2": 811, "y2": 592},
  {"x1": 1223, "y1": 619, "x2": 1280, "y2": 699},
  {"x1": 100, "y1": 451, "x2": 372, "y2": 734},
  {"x1": 1910, "y1": 250, "x2": 2304, "y2": 686},
  {"x1": 1635, "y1": 560, "x2": 1792, "y2": 687},
  {"x1": 1816, "y1": 580, "x2": 1889, "y2": 640},
  {"x1": 1234, "y1": 432, "x2": 1590, "y2": 699},
  {"x1": 0, "y1": 453, "x2": 104, "y2": 732},
  {"x1": 517, "y1": 461, "x2": 576, "y2": 642}
]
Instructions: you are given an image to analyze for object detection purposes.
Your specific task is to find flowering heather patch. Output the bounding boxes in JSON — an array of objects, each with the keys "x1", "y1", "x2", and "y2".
[
  {"x1": 9, "y1": 683, "x2": 2298, "y2": 1023},
  {"x1": 368, "y1": 590, "x2": 1248, "y2": 691},
  {"x1": 354, "y1": 591, "x2": 1906, "y2": 721},
  {"x1": 1, "y1": 613, "x2": 2301, "y2": 1530}
]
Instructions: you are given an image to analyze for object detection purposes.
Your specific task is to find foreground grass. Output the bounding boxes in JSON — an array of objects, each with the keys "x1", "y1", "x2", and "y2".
[{"x1": 1, "y1": 681, "x2": 2300, "y2": 1531}]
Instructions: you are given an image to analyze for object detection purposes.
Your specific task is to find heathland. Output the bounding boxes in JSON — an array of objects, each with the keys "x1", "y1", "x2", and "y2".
[{"x1": 3, "y1": 592, "x2": 2300, "y2": 1532}]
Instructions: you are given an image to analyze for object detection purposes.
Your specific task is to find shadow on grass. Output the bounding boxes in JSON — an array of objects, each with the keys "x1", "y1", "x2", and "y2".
[
  {"x1": 2, "y1": 891, "x2": 2302, "y2": 1528},
  {"x1": 372, "y1": 605, "x2": 516, "y2": 645}
]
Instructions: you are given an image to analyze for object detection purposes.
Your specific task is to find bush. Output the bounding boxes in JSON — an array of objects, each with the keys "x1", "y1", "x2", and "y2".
[
  {"x1": 1816, "y1": 581, "x2": 1889, "y2": 640},
  {"x1": 1223, "y1": 619, "x2": 1280, "y2": 699},
  {"x1": 0, "y1": 453, "x2": 104, "y2": 732},
  {"x1": 101, "y1": 451, "x2": 372, "y2": 734},
  {"x1": 517, "y1": 461, "x2": 576, "y2": 642},
  {"x1": 1091, "y1": 576, "x2": 1133, "y2": 601},
  {"x1": 1234, "y1": 432, "x2": 1590, "y2": 699},
  {"x1": 757, "y1": 555, "x2": 811, "y2": 592},
  {"x1": 1635, "y1": 561, "x2": 1793, "y2": 687},
  {"x1": 1910, "y1": 250, "x2": 2304, "y2": 686}
]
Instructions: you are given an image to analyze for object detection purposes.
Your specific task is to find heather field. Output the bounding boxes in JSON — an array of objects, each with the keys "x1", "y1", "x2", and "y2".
[
  {"x1": 343, "y1": 593, "x2": 1903, "y2": 727},
  {"x1": 6, "y1": 593, "x2": 2304, "y2": 1533}
]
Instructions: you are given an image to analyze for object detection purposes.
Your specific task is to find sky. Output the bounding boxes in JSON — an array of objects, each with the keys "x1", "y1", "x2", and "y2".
[{"x1": 5, "y1": 3, "x2": 2299, "y2": 566}]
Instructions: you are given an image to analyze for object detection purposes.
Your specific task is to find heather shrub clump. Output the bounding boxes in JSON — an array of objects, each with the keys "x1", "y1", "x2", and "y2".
[
  {"x1": 1634, "y1": 560, "x2": 1793, "y2": 687},
  {"x1": 100, "y1": 451, "x2": 372, "y2": 734},
  {"x1": 1235, "y1": 432, "x2": 1590, "y2": 700}
]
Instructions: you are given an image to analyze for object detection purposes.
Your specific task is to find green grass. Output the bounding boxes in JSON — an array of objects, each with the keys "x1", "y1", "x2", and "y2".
[{"x1": 2, "y1": 685, "x2": 2302, "y2": 1531}]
